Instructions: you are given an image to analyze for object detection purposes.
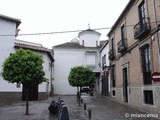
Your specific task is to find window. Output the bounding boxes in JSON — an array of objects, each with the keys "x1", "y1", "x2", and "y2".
[
  {"x1": 82, "y1": 40, "x2": 84, "y2": 45},
  {"x1": 109, "y1": 38, "x2": 115, "y2": 60},
  {"x1": 16, "y1": 82, "x2": 21, "y2": 88},
  {"x1": 139, "y1": 0, "x2": 147, "y2": 25},
  {"x1": 117, "y1": 25, "x2": 127, "y2": 53},
  {"x1": 96, "y1": 41, "x2": 98, "y2": 46},
  {"x1": 102, "y1": 54, "x2": 106, "y2": 69},
  {"x1": 111, "y1": 38, "x2": 114, "y2": 50},
  {"x1": 144, "y1": 90, "x2": 154, "y2": 105},
  {"x1": 134, "y1": 1, "x2": 149, "y2": 39},
  {"x1": 121, "y1": 25, "x2": 126, "y2": 40},
  {"x1": 140, "y1": 44, "x2": 152, "y2": 84},
  {"x1": 111, "y1": 65, "x2": 115, "y2": 87},
  {"x1": 112, "y1": 90, "x2": 115, "y2": 96},
  {"x1": 86, "y1": 53, "x2": 96, "y2": 66}
]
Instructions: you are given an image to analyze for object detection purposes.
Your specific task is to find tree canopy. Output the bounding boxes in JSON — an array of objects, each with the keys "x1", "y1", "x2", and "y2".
[
  {"x1": 2, "y1": 48, "x2": 47, "y2": 84},
  {"x1": 68, "y1": 66, "x2": 95, "y2": 87}
]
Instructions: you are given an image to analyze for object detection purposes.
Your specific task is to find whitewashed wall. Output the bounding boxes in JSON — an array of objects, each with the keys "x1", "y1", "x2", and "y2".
[
  {"x1": 0, "y1": 19, "x2": 18, "y2": 92},
  {"x1": 0, "y1": 49, "x2": 52, "y2": 93},
  {"x1": 79, "y1": 32, "x2": 100, "y2": 47},
  {"x1": 54, "y1": 29, "x2": 102, "y2": 95},
  {"x1": 54, "y1": 47, "x2": 101, "y2": 95},
  {"x1": 100, "y1": 43, "x2": 110, "y2": 93},
  {"x1": 0, "y1": 19, "x2": 52, "y2": 94},
  {"x1": 54, "y1": 48, "x2": 84, "y2": 94},
  {"x1": 39, "y1": 52, "x2": 52, "y2": 94},
  {"x1": 100, "y1": 43, "x2": 109, "y2": 68}
]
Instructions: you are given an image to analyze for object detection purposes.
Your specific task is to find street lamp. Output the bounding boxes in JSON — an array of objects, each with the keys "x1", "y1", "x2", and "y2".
[{"x1": 98, "y1": 63, "x2": 110, "y2": 73}]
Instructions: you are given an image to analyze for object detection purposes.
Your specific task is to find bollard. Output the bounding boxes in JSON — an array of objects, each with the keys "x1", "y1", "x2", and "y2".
[
  {"x1": 81, "y1": 98, "x2": 83, "y2": 103},
  {"x1": 88, "y1": 109, "x2": 92, "y2": 119},
  {"x1": 57, "y1": 99, "x2": 64, "y2": 117},
  {"x1": 59, "y1": 105, "x2": 69, "y2": 120},
  {"x1": 84, "y1": 103, "x2": 86, "y2": 110}
]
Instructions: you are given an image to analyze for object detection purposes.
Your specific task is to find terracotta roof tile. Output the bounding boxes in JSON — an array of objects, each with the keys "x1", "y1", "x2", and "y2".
[
  {"x1": 54, "y1": 41, "x2": 105, "y2": 49},
  {"x1": 14, "y1": 42, "x2": 54, "y2": 61},
  {"x1": 54, "y1": 42, "x2": 84, "y2": 48},
  {"x1": 0, "y1": 14, "x2": 21, "y2": 27}
]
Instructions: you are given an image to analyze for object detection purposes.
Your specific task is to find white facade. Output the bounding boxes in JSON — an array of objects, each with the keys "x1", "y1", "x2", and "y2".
[
  {"x1": 16, "y1": 42, "x2": 53, "y2": 93},
  {"x1": 0, "y1": 15, "x2": 54, "y2": 101},
  {"x1": 0, "y1": 45, "x2": 53, "y2": 93},
  {"x1": 14, "y1": 40, "x2": 54, "y2": 99},
  {"x1": 54, "y1": 48, "x2": 84, "y2": 94},
  {"x1": 78, "y1": 29, "x2": 101, "y2": 47},
  {"x1": 0, "y1": 15, "x2": 20, "y2": 93},
  {"x1": 99, "y1": 41, "x2": 110, "y2": 96},
  {"x1": 53, "y1": 29, "x2": 103, "y2": 95}
]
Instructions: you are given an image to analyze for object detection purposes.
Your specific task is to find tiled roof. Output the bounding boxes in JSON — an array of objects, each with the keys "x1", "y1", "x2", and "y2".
[
  {"x1": 99, "y1": 40, "x2": 109, "y2": 52},
  {"x1": 15, "y1": 42, "x2": 49, "y2": 52},
  {"x1": 14, "y1": 42, "x2": 54, "y2": 62},
  {"x1": 54, "y1": 41, "x2": 105, "y2": 49},
  {"x1": 78, "y1": 29, "x2": 101, "y2": 38},
  {"x1": 0, "y1": 14, "x2": 21, "y2": 27},
  {"x1": 54, "y1": 42, "x2": 85, "y2": 48},
  {"x1": 100, "y1": 40, "x2": 107, "y2": 47}
]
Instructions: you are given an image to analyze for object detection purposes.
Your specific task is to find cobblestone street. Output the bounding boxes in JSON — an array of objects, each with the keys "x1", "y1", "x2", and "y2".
[{"x1": 0, "y1": 94, "x2": 159, "y2": 120}]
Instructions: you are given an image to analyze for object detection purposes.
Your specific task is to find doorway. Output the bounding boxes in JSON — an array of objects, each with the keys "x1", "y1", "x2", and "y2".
[
  {"x1": 22, "y1": 83, "x2": 38, "y2": 101},
  {"x1": 123, "y1": 68, "x2": 128, "y2": 102},
  {"x1": 102, "y1": 74, "x2": 109, "y2": 96}
]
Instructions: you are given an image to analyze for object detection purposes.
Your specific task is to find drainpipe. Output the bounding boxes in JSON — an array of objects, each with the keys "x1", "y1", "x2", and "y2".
[
  {"x1": 146, "y1": 0, "x2": 154, "y2": 72},
  {"x1": 150, "y1": 36, "x2": 154, "y2": 72},
  {"x1": 50, "y1": 62, "x2": 53, "y2": 97}
]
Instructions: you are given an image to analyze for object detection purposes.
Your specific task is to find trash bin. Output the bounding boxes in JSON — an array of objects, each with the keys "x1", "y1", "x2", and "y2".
[{"x1": 48, "y1": 101, "x2": 59, "y2": 115}]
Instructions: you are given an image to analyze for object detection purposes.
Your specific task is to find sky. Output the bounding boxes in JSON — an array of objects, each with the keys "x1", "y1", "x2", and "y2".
[{"x1": 0, "y1": 0, "x2": 129, "y2": 49}]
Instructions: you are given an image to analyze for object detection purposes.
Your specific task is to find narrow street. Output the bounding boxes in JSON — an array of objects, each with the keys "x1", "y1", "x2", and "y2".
[{"x1": 0, "y1": 94, "x2": 159, "y2": 120}]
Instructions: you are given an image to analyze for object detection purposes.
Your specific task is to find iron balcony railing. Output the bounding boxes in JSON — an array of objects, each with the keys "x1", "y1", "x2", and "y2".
[
  {"x1": 108, "y1": 49, "x2": 115, "y2": 60},
  {"x1": 133, "y1": 17, "x2": 150, "y2": 39},
  {"x1": 117, "y1": 38, "x2": 127, "y2": 53}
]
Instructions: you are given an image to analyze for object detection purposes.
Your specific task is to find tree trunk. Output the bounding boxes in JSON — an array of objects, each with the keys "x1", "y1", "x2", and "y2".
[
  {"x1": 77, "y1": 87, "x2": 79, "y2": 101},
  {"x1": 77, "y1": 86, "x2": 81, "y2": 106},
  {"x1": 25, "y1": 86, "x2": 29, "y2": 115}
]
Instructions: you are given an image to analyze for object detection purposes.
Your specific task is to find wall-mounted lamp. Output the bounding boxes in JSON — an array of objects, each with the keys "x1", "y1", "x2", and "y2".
[{"x1": 98, "y1": 63, "x2": 110, "y2": 72}]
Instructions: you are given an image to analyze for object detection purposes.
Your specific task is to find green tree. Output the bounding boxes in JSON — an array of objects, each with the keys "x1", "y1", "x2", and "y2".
[
  {"x1": 2, "y1": 48, "x2": 47, "y2": 115},
  {"x1": 68, "y1": 66, "x2": 95, "y2": 105}
]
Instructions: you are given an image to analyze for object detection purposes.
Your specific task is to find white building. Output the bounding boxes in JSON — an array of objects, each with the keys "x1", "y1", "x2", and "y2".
[
  {"x1": 99, "y1": 41, "x2": 110, "y2": 96},
  {"x1": 53, "y1": 29, "x2": 105, "y2": 95},
  {"x1": 0, "y1": 14, "x2": 54, "y2": 101}
]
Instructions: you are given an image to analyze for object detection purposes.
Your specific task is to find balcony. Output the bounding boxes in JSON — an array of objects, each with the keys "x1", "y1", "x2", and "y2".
[
  {"x1": 117, "y1": 39, "x2": 127, "y2": 53},
  {"x1": 108, "y1": 49, "x2": 115, "y2": 60},
  {"x1": 133, "y1": 18, "x2": 150, "y2": 39}
]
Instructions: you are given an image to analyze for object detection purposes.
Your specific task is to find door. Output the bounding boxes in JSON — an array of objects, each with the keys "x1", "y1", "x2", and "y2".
[
  {"x1": 123, "y1": 68, "x2": 128, "y2": 102},
  {"x1": 141, "y1": 45, "x2": 152, "y2": 84},
  {"x1": 22, "y1": 83, "x2": 38, "y2": 101},
  {"x1": 102, "y1": 74, "x2": 109, "y2": 96}
]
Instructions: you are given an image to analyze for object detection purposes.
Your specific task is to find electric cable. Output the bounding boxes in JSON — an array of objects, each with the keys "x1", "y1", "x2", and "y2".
[{"x1": 0, "y1": 21, "x2": 159, "y2": 37}]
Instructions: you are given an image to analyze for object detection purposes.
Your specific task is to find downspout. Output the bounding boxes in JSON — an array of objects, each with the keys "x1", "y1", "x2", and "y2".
[
  {"x1": 146, "y1": 0, "x2": 155, "y2": 72},
  {"x1": 50, "y1": 61, "x2": 54, "y2": 97}
]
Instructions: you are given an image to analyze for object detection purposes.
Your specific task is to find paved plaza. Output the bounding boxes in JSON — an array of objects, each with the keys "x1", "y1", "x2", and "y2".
[{"x1": 0, "y1": 94, "x2": 159, "y2": 120}]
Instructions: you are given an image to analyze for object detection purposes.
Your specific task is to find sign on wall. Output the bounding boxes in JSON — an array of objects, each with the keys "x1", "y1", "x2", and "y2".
[{"x1": 152, "y1": 72, "x2": 160, "y2": 82}]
